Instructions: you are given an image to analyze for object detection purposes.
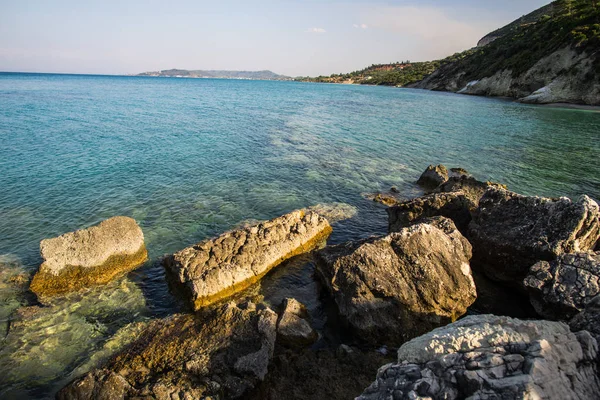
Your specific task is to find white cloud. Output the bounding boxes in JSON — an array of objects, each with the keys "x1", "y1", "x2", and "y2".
[
  {"x1": 306, "y1": 27, "x2": 326, "y2": 34},
  {"x1": 353, "y1": 23, "x2": 368, "y2": 29}
]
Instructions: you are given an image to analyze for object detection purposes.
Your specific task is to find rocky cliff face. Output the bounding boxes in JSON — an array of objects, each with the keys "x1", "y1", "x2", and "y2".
[
  {"x1": 416, "y1": 47, "x2": 600, "y2": 105},
  {"x1": 414, "y1": 1, "x2": 600, "y2": 105}
]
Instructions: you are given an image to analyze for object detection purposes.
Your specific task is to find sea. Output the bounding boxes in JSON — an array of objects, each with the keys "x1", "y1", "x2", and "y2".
[{"x1": 1, "y1": 72, "x2": 599, "y2": 398}]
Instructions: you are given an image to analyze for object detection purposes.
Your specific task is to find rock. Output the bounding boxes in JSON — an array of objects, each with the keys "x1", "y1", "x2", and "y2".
[
  {"x1": 469, "y1": 188, "x2": 600, "y2": 287},
  {"x1": 164, "y1": 210, "x2": 332, "y2": 310},
  {"x1": 387, "y1": 192, "x2": 472, "y2": 234},
  {"x1": 58, "y1": 370, "x2": 133, "y2": 400},
  {"x1": 416, "y1": 164, "x2": 448, "y2": 189},
  {"x1": 570, "y1": 295, "x2": 600, "y2": 345},
  {"x1": 388, "y1": 173, "x2": 506, "y2": 234},
  {"x1": 432, "y1": 175, "x2": 506, "y2": 210},
  {"x1": 525, "y1": 252, "x2": 600, "y2": 320},
  {"x1": 315, "y1": 217, "x2": 476, "y2": 346},
  {"x1": 449, "y1": 167, "x2": 470, "y2": 177},
  {"x1": 277, "y1": 298, "x2": 317, "y2": 347},
  {"x1": 29, "y1": 216, "x2": 147, "y2": 299},
  {"x1": 365, "y1": 192, "x2": 403, "y2": 207},
  {"x1": 58, "y1": 301, "x2": 278, "y2": 400},
  {"x1": 358, "y1": 315, "x2": 600, "y2": 400}
]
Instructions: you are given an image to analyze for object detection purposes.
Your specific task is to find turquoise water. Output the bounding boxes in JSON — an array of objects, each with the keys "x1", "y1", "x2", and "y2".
[{"x1": 1, "y1": 72, "x2": 600, "y2": 397}]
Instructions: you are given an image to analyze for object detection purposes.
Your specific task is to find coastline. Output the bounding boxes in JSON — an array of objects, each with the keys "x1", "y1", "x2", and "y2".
[{"x1": 295, "y1": 79, "x2": 600, "y2": 111}]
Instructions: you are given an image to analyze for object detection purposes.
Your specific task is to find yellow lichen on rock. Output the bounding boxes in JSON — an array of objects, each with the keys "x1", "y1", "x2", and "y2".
[{"x1": 30, "y1": 216, "x2": 147, "y2": 299}]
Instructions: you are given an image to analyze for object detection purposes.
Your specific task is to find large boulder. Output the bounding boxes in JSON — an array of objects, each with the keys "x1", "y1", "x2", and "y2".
[
  {"x1": 387, "y1": 192, "x2": 472, "y2": 234},
  {"x1": 58, "y1": 301, "x2": 278, "y2": 400},
  {"x1": 469, "y1": 188, "x2": 600, "y2": 286},
  {"x1": 315, "y1": 217, "x2": 476, "y2": 346},
  {"x1": 358, "y1": 315, "x2": 600, "y2": 400},
  {"x1": 525, "y1": 252, "x2": 600, "y2": 320},
  {"x1": 276, "y1": 298, "x2": 317, "y2": 348},
  {"x1": 29, "y1": 216, "x2": 147, "y2": 299},
  {"x1": 416, "y1": 165, "x2": 448, "y2": 189},
  {"x1": 164, "y1": 210, "x2": 332, "y2": 310}
]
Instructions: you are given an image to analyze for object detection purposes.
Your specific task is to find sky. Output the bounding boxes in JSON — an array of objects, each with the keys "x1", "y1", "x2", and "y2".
[{"x1": 0, "y1": 0, "x2": 552, "y2": 77}]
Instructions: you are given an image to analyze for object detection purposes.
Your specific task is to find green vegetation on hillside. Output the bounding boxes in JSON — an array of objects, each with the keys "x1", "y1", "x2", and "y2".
[
  {"x1": 450, "y1": 0, "x2": 600, "y2": 80},
  {"x1": 296, "y1": 61, "x2": 442, "y2": 86},
  {"x1": 477, "y1": 3, "x2": 556, "y2": 46},
  {"x1": 298, "y1": 0, "x2": 600, "y2": 87}
]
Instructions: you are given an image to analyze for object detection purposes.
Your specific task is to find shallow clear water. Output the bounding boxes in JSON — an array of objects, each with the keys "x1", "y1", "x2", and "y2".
[{"x1": 1, "y1": 72, "x2": 599, "y2": 397}]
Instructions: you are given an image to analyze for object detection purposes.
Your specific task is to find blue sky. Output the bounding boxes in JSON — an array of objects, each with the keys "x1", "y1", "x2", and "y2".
[{"x1": 0, "y1": 0, "x2": 551, "y2": 76}]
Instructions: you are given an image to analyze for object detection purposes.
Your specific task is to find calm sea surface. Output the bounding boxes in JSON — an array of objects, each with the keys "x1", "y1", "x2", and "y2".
[{"x1": 1, "y1": 72, "x2": 599, "y2": 398}]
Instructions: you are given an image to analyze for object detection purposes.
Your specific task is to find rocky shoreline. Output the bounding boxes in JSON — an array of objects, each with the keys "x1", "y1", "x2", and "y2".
[{"x1": 1, "y1": 165, "x2": 600, "y2": 399}]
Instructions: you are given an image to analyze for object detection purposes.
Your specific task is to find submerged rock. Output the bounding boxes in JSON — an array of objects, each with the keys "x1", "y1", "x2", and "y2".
[
  {"x1": 387, "y1": 192, "x2": 472, "y2": 233},
  {"x1": 315, "y1": 217, "x2": 476, "y2": 346},
  {"x1": 358, "y1": 315, "x2": 600, "y2": 400},
  {"x1": 276, "y1": 298, "x2": 317, "y2": 348},
  {"x1": 0, "y1": 278, "x2": 146, "y2": 391},
  {"x1": 0, "y1": 255, "x2": 30, "y2": 337},
  {"x1": 416, "y1": 164, "x2": 448, "y2": 189},
  {"x1": 469, "y1": 188, "x2": 600, "y2": 287},
  {"x1": 525, "y1": 252, "x2": 600, "y2": 320},
  {"x1": 306, "y1": 203, "x2": 358, "y2": 223},
  {"x1": 164, "y1": 210, "x2": 332, "y2": 310},
  {"x1": 58, "y1": 301, "x2": 278, "y2": 400},
  {"x1": 30, "y1": 216, "x2": 148, "y2": 299}
]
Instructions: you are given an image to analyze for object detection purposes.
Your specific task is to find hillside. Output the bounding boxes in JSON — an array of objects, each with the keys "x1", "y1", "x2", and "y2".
[
  {"x1": 415, "y1": 0, "x2": 600, "y2": 105},
  {"x1": 296, "y1": 60, "x2": 442, "y2": 86},
  {"x1": 300, "y1": 0, "x2": 600, "y2": 105},
  {"x1": 477, "y1": 3, "x2": 556, "y2": 46},
  {"x1": 138, "y1": 69, "x2": 291, "y2": 80}
]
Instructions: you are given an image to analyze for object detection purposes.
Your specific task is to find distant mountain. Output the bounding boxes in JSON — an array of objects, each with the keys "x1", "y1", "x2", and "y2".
[{"x1": 137, "y1": 69, "x2": 291, "y2": 80}]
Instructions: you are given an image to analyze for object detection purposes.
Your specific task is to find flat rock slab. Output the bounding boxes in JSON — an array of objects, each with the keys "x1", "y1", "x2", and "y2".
[
  {"x1": 525, "y1": 251, "x2": 600, "y2": 320},
  {"x1": 315, "y1": 217, "x2": 476, "y2": 346},
  {"x1": 30, "y1": 216, "x2": 147, "y2": 298},
  {"x1": 358, "y1": 315, "x2": 600, "y2": 400},
  {"x1": 58, "y1": 301, "x2": 278, "y2": 400},
  {"x1": 164, "y1": 210, "x2": 332, "y2": 310},
  {"x1": 469, "y1": 188, "x2": 600, "y2": 286}
]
